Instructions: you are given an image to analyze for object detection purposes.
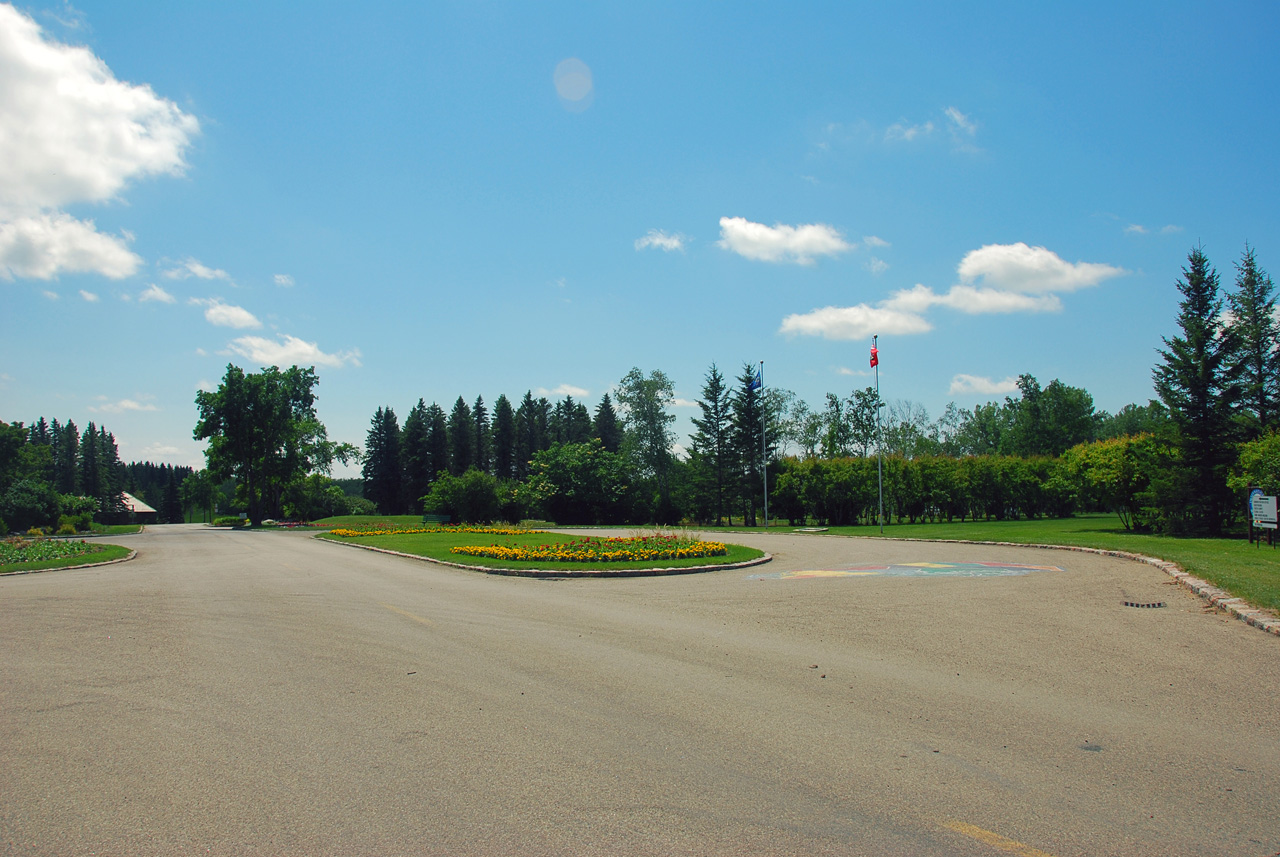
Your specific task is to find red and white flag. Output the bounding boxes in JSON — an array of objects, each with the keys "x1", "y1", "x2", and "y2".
[{"x1": 869, "y1": 346, "x2": 879, "y2": 368}]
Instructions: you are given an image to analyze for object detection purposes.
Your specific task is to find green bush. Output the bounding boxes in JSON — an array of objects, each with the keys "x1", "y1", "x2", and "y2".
[
  {"x1": 56, "y1": 523, "x2": 77, "y2": 536},
  {"x1": 213, "y1": 516, "x2": 246, "y2": 527}
]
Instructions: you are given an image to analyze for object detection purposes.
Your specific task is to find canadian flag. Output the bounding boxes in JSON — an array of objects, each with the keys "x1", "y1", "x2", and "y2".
[{"x1": 869, "y1": 346, "x2": 879, "y2": 368}]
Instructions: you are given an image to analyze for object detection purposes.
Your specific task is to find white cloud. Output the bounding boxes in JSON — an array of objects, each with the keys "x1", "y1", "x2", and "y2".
[
  {"x1": 89, "y1": 396, "x2": 158, "y2": 414},
  {"x1": 672, "y1": 398, "x2": 698, "y2": 409},
  {"x1": 0, "y1": 5, "x2": 197, "y2": 280},
  {"x1": 957, "y1": 242, "x2": 1125, "y2": 293},
  {"x1": 537, "y1": 384, "x2": 589, "y2": 398},
  {"x1": 139, "y1": 283, "x2": 175, "y2": 303},
  {"x1": 226, "y1": 334, "x2": 361, "y2": 369},
  {"x1": 863, "y1": 235, "x2": 890, "y2": 248},
  {"x1": 885, "y1": 120, "x2": 934, "y2": 142},
  {"x1": 949, "y1": 374, "x2": 1019, "y2": 395},
  {"x1": 79, "y1": 288, "x2": 98, "y2": 302},
  {"x1": 553, "y1": 57, "x2": 594, "y2": 112},
  {"x1": 189, "y1": 297, "x2": 261, "y2": 329},
  {"x1": 883, "y1": 283, "x2": 1061, "y2": 315},
  {"x1": 42, "y1": 289, "x2": 58, "y2": 300},
  {"x1": 1161, "y1": 224, "x2": 1183, "y2": 234},
  {"x1": 779, "y1": 303, "x2": 932, "y2": 341},
  {"x1": 1124, "y1": 224, "x2": 1148, "y2": 235},
  {"x1": 866, "y1": 257, "x2": 889, "y2": 275},
  {"x1": 139, "y1": 442, "x2": 182, "y2": 458},
  {"x1": 164, "y1": 258, "x2": 231, "y2": 281},
  {"x1": 273, "y1": 273, "x2": 295, "y2": 287},
  {"x1": 718, "y1": 216, "x2": 853, "y2": 265},
  {"x1": 635, "y1": 229, "x2": 686, "y2": 252},
  {"x1": 0, "y1": 213, "x2": 141, "y2": 280},
  {"x1": 944, "y1": 106, "x2": 977, "y2": 136},
  {"x1": 837, "y1": 366, "x2": 871, "y2": 377}
]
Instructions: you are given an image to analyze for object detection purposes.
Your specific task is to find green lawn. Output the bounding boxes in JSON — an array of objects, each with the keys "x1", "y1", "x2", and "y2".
[
  {"x1": 739, "y1": 514, "x2": 1280, "y2": 613},
  {"x1": 319, "y1": 527, "x2": 764, "y2": 573},
  {"x1": 1, "y1": 541, "x2": 133, "y2": 574}
]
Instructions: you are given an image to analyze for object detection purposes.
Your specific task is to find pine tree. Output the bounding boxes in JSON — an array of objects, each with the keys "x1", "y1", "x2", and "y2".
[
  {"x1": 362, "y1": 406, "x2": 402, "y2": 514},
  {"x1": 1153, "y1": 247, "x2": 1244, "y2": 533},
  {"x1": 690, "y1": 364, "x2": 731, "y2": 525},
  {"x1": 1225, "y1": 243, "x2": 1278, "y2": 436},
  {"x1": 492, "y1": 394, "x2": 516, "y2": 480},
  {"x1": 425, "y1": 403, "x2": 451, "y2": 481},
  {"x1": 448, "y1": 397, "x2": 474, "y2": 475},
  {"x1": 400, "y1": 399, "x2": 434, "y2": 511},
  {"x1": 53, "y1": 419, "x2": 79, "y2": 494},
  {"x1": 730, "y1": 364, "x2": 765, "y2": 526},
  {"x1": 593, "y1": 393, "x2": 622, "y2": 453},
  {"x1": 473, "y1": 395, "x2": 491, "y2": 474}
]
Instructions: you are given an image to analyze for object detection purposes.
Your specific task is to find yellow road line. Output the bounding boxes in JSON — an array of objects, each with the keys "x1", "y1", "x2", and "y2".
[
  {"x1": 380, "y1": 603, "x2": 434, "y2": 626},
  {"x1": 942, "y1": 820, "x2": 1059, "y2": 857}
]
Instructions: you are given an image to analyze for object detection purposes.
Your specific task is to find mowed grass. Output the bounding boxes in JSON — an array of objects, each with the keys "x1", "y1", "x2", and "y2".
[
  {"x1": 1, "y1": 541, "x2": 132, "y2": 574},
  {"x1": 744, "y1": 514, "x2": 1280, "y2": 613},
  {"x1": 318, "y1": 525, "x2": 764, "y2": 572}
]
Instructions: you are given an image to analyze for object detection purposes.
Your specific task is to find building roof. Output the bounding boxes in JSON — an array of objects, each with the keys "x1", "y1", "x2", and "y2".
[{"x1": 121, "y1": 492, "x2": 157, "y2": 514}]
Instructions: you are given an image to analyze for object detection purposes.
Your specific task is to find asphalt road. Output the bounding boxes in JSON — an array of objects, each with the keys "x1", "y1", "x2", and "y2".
[{"x1": 1, "y1": 524, "x2": 1277, "y2": 856}]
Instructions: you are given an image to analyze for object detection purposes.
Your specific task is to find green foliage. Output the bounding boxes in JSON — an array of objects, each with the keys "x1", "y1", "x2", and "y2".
[
  {"x1": 422, "y1": 468, "x2": 501, "y2": 523},
  {"x1": 362, "y1": 405, "x2": 403, "y2": 514},
  {"x1": 283, "y1": 473, "x2": 356, "y2": 521},
  {"x1": 520, "y1": 440, "x2": 629, "y2": 524},
  {"x1": 194, "y1": 364, "x2": 353, "y2": 526},
  {"x1": 1228, "y1": 431, "x2": 1280, "y2": 495},
  {"x1": 1063, "y1": 434, "x2": 1174, "y2": 530},
  {"x1": 617, "y1": 367, "x2": 678, "y2": 523}
]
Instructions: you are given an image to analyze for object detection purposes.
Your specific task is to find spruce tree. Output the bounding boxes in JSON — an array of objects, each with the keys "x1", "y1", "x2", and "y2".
[
  {"x1": 1225, "y1": 243, "x2": 1278, "y2": 436},
  {"x1": 492, "y1": 394, "x2": 516, "y2": 480},
  {"x1": 362, "y1": 406, "x2": 403, "y2": 514},
  {"x1": 473, "y1": 395, "x2": 491, "y2": 474},
  {"x1": 400, "y1": 399, "x2": 433, "y2": 512},
  {"x1": 593, "y1": 393, "x2": 622, "y2": 453},
  {"x1": 730, "y1": 364, "x2": 764, "y2": 526},
  {"x1": 448, "y1": 397, "x2": 474, "y2": 475},
  {"x1": 1152, "y1": 247, "x2": 1244, "y2": 533},
  {"x1": 690, "y1": 364, "x2": 731, "y2": 525},
  {"x1": 424, "y1": 403, "x2": 451, "y2": 481}
]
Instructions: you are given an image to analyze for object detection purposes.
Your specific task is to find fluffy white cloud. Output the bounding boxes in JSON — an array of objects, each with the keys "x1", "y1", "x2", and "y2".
[
  {"x1": 779, "y1": 303, "x2": 932, "y2": 341},
  {"x1": 537, "y1": 384, "x2": 589, "y2": 398},
  {"x1": 883, "y1": 283, "x2": 1061, "y2": 315},
  {"x1": 274, "y1": 273, "x2": 295, "y2": 287},
  {"x1": 189, "y1": 297, "x2": 261, "y2": 329},
  {"x1": 226, "y1": 334, "x2": 361, "y2": 369},
  {"x1": 139, "y1": 283, "x2": 175, "y2": 303},
  {"x1": 718, "y1": 216, "x2": 852, "y2": 265},
  {"x1": 949, "y1": 374, "x2": 1019, "y2": 395},
  {"x1": 863, "y1": 235, "x2": 890, "y2": 248},
  {"x1": 79, "y1": 289, "x2": 98, "y2": 302},
  {"x1": 164, "y1": 258, "x2": 231, "y2": 281},
  {"x1": 0, "y1": 213, "x2": 140, "y2": 280},
  {"x1": 957, "y1": 243, "x2": 1125, "y2": 294},
  {"x1": 0, "y1": 5, "x2": 197, "y2": 280},
  {"x1": 634, "y1": 229, "x2": 686, "y2": 252}
]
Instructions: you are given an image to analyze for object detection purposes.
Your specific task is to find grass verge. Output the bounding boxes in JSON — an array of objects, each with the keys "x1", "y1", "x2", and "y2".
[
  {"x1": 739, "y1": 514, "x2": 1280, "y2": 613},
  {"x1": 319, "y1": 527, "x2": 764, "y2": 572}
]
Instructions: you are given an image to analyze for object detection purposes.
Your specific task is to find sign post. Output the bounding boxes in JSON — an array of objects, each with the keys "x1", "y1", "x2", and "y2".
[{"x1": 1248, "y1": 486, "x2": 1277, "y2": 547}]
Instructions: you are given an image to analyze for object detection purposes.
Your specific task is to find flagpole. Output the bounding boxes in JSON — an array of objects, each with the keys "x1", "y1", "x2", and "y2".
[
  {"x1": 760, "y1": 360, "x2": 768, "y2": 530},
  {"x1": 874, "y1": 335, "x2": 883, "y2": 534}
]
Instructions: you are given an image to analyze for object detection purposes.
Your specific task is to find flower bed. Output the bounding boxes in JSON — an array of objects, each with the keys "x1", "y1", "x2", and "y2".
[
  {"x1": 450, "y1": 534, "x2": 728, "y2": 564},
  {"x1": 1, "y1": 537, "x2": 99, "y2": 565}
]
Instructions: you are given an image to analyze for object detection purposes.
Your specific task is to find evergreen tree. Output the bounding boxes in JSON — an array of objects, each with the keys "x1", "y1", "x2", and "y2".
[
  {"x1": 424, "y1": 403, "x2": 451, "y2": 481},
  {"x1": 162, "y1": 466, "x2": 183, "y2": 523},
  {"x1": 492, "y1": 394, "x2": 516, "y2": 480},
  {"x1": 473, "y1": 395, "x2": 491, "y2": 474},
  {"x1": 79, "y1": 420, "x2": 102, "y2": 503},
  {"x1": 448, "y1": 396, "x2": 474, "y2": 475},
  {"x1": 1152, "y1": 247, "x2": 1244, "y2": 533},
  {"x1": 730, "y1": 363, "x2": 765, "y2": 526},
  {"x1": 513, "y1": 392, "x2": 549, "y2": 478},
  {"x1": 593, "y1": 393, "x2": 622, "y2": 453},
  {"x1": 1225, "y1": 243, "x2": 1278, "y2": 436},
  {"x1": 362, "y1": 406, "x2": 403, "y2": 514},
  {"x1": 53, "y1": 419, "x2": 79, "y2": 495},
  {"x1": 400, "y1": 399, "x2": 434, "y2": 511},
  {"x1": 689, "y1": 364, "x2": 731, "y2": 525}
]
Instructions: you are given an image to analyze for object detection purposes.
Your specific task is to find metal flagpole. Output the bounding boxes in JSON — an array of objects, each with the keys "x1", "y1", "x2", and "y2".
[
  {"x1": 760, "y1": 360, "x2": 768, "y2": 530},
  {"x1": 873, "y1": 336, "x2": 883, "y2": 534}
]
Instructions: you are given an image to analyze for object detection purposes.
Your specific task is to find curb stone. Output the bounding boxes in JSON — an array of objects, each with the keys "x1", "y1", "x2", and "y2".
[
  {"x1": 874, "y1": 536, "x2": 1280, "y2": 637},
  {"x1": 319, "y1": 536, "x2": 772, "y2": 578}
]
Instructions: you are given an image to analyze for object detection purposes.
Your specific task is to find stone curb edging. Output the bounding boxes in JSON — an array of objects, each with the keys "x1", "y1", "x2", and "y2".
[
  {"x1": 868, "y1": 535, "x2": 1280, "y2": 637},
  {"x1": 319, "y1": 536, "x2": 773, "y2": 578},
  {"x1": 0, "y1": 548, "x2": 137, "y2": 576}
]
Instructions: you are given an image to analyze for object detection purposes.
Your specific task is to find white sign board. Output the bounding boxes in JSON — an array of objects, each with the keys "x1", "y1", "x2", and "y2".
[{"x1": 1250, "y1": 491, "x2": 1278, "y2": 529}]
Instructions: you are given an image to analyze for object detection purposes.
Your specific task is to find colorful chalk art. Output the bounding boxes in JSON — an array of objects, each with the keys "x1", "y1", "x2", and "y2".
[{"x1": 748, "y1": 561, "x2": 1064, "y2": 580}]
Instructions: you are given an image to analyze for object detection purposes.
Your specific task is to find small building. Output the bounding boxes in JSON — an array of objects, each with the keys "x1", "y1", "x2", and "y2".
[{"x1": 101, "y1": 492, "x2": 158, "y2": 525}]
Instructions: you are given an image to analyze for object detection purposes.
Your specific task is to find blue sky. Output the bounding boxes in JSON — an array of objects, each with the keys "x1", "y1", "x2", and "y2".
[{"x1": 2, "y1": 1, "x2": 1277, "y2": 476}]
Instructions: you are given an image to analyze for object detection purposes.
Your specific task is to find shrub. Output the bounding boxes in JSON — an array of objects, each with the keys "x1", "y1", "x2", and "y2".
[
  {"x1": 57, "y1": 523, "x2": 77, "y2": 536},
  {"x1": 213, "y1": 516, "x2": 246, "y2": 527}
]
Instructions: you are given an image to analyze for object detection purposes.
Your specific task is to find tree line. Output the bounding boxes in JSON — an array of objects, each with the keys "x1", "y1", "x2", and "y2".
[{"x1": 0, "y1": 417, "x2": 196, "y2": 532}]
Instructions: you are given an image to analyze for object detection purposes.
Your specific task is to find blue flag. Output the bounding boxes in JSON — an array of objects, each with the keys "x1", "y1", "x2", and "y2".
[{"x1": 750, "y1": 365, "x2": 763, "y2": 391}]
